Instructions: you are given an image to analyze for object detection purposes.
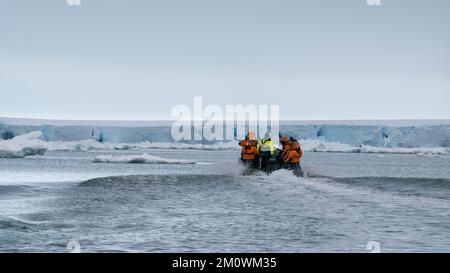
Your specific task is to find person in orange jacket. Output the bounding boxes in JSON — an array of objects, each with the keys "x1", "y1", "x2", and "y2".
[
  {"x1": 284, "y1": 137, "x2": 302, "y2": 168},
  {"x1": 239, "y1": 132, "x2": 258, "y2": 165}
]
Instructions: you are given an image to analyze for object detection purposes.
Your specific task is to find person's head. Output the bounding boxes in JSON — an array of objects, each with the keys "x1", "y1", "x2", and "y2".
[
  {"x1": 247, "y1": 131, "x2": 256, "y2": 140},
  {"x1": 263, "y1": 132, "x2": 271, "y2": 140},
  {"x1": 280, "y1": 135, "x2": 289, "y2": 145}
]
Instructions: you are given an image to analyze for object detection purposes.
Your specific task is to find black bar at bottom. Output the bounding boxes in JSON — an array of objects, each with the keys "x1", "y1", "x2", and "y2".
[{"x1": 0, "y1": 253, "x2": 446, "y2": 272}]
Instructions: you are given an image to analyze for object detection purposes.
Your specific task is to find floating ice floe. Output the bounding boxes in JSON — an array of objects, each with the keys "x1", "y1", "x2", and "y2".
[
  {"x1": 0, "y1": 131, "x2": 47, "y2": 158},
  {"x1": 299, "y1": 139, "x2": 449, "y2": 156},
  {"x1": 93, "y1": 154, "x2": 197, "y2": 164}
]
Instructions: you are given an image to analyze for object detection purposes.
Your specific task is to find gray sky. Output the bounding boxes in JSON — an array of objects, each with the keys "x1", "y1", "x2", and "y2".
[{"x1": 1, "y1": 0, "x2": 449, "y2": 120}]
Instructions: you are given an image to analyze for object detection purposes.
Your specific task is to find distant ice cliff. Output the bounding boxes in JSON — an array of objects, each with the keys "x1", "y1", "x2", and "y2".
[{"x1": 1, "y1": 119, "x2": 449, "y2": 157}]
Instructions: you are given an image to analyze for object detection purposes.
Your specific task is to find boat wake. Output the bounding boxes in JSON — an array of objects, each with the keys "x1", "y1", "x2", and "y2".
[{"x1": 93, "y1": 154, "x2": 198, "y2": 164}]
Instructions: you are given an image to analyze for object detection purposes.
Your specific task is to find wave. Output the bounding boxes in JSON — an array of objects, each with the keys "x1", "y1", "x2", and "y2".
[
  {"x1": 79, "y1": 174, "x2": 236, "y2": 187},
  {"x1": 93, "y1": 154, "x2": 197, "y2": 164},
  {"x1": 76, "y1": 172, "x2": 450, "y2": 208},
  {"x1": 0, "y1": 185, "x2": 34, "y2": 196},
  {"x1": 300, "y1": 173, "x2": 450, "y2": 199},
  {"x1": 305, "y1": 175, "x2": 450, "y2": 188},
  {"x1": 0, "y1": 216, "x2": 35, "y2": 231},
  {"x1": 79, "y1": 169, "x2": 450, "y2": 183},
  {"x1": 333, "y1": 176, "x2": 450, "y2": 191}
]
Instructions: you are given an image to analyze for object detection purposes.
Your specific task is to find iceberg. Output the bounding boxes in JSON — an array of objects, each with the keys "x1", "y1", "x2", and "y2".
[
  {"x1": 93, "y1": 154, "x2": 197, "y2": 164},
  {"x1": 0, "y1": 131, "x2": 47, "y2": 158}
]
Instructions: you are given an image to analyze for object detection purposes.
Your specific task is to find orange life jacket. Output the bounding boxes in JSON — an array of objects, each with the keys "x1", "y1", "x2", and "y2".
[
  {"x1": 239, "y1": 140, "x2": 258, "y2": 160},
  {"x1": 284, "y1": 140, "x2": 302, "y2": 164},
  {"x1": 285, "y1": 150, "x2": 301, "y2": 164}
]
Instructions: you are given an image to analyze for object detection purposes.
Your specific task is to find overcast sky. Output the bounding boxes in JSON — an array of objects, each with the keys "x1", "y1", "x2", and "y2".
[{"x1": 0, "y1": 0, "x2": 449, "y2": 120}]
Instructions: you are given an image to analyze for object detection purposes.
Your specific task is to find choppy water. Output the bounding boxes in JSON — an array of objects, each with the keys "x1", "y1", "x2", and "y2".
[{"x1": 1, "y1": 149, "x2": 450, "y2": 252}]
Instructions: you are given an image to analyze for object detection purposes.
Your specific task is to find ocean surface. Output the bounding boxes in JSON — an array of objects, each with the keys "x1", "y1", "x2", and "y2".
[{"x1": 1, "y1": 149, "x2": 450, "y2": 252}]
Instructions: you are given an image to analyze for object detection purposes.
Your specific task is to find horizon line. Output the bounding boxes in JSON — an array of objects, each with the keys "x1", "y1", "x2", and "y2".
[{"x1": 1, "y1": 116, "x2": 450, "y2": 127}]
